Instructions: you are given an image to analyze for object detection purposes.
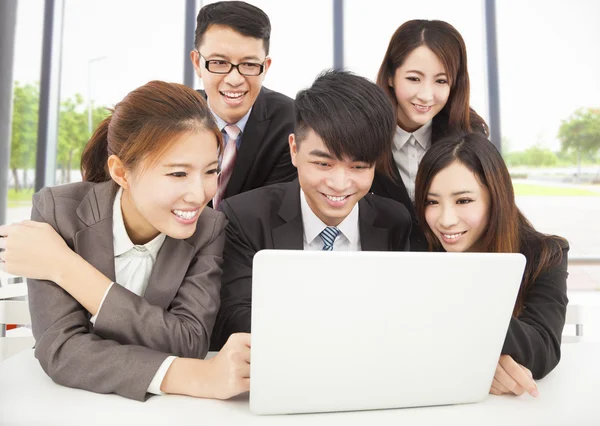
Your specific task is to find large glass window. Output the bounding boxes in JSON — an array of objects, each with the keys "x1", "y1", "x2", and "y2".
[
  {"x1": 7, "y1": 0, "x2": 44, "y2": 224},
  {"x1": 496, "y1": 1, "x2": 600, "y2": 272},
  {"x1": 497, "y1": 0, "x2": 600, "y2": 339},
  {"x1": 55, "y1": 0, "x2": 186, "y2": 186}
]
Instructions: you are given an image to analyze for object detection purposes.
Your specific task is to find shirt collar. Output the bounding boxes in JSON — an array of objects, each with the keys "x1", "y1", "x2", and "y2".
[
  {"x1": 209, "y1": 104, "x2": 253, "y2": 133},
  {"x1": 299, "y1": 189, "x2": 360, "y2": 246},
  {"x1": 392, "y1": 120, "x2": 433, "y2": 151},
  {"x1": 112, "y1": 187, "x2": 166, "y2": 260}
]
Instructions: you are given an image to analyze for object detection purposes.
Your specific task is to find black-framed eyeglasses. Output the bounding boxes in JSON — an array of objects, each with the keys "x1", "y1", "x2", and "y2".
[{"x1": 197, "y1": 52, "x2": 265, "y2": 76}]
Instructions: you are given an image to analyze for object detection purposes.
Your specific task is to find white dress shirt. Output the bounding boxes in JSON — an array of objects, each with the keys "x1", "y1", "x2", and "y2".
[
  {"x1": 392, "y1": 121, "x2": 433, "y2": 203},
  {"x1": 300, "y1": 189, "x2": 361, "y2": 251},
  {"x1": 91, "y1": 188, "x2": 173, "y2": 396}
]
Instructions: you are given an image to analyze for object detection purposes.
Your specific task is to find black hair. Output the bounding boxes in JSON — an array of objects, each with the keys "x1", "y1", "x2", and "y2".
[
  {"x1": 194, "y1": 1, "x2": 271, "y2": 55},
  {"x1": 294, "y1": 69, "x2": 395, "y2": 176}
]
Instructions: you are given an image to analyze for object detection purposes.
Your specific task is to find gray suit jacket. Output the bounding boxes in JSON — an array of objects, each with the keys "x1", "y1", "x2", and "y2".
[{"x1": 28, "y1": 181, "x2": 226, "y2": 401}]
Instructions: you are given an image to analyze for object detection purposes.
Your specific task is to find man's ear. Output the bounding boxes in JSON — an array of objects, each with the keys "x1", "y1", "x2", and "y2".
[
  {"x1": 190, "y1": 49, "x2": 202, "y2": 80},
  {"x1": 289, "y1": 133, "x2": 298, "y2": 168},
  {"x1": 262, "y1": 56, "x2": 273, "y2": 77},
  {"x1": 107, "y1": 155, "x2": 129, "y2": 189}
]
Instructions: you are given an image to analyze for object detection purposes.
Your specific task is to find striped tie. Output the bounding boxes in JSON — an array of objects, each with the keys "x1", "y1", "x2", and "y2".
[
  {"x1": 213, "y1": 124, "x2": 240, "y2": 209},
  {"x1": 320, "y1": 226, "x2": 340, "y2": 251}
]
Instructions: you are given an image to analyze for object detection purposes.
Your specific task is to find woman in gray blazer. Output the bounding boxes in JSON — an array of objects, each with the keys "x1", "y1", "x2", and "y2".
[{"x1": 0, "y1": 81, "x2": 250, "y2": 401}]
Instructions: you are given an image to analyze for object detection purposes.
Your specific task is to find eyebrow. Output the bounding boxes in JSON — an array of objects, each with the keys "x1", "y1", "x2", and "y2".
[
  {"x1": 308, "y1": 149, "x2": 370, "y2": 164},
  {"x1": 204, "y1": 53, "x2": 263, "y2": 62},
  {"x1": 163, "y1": 160, "x2": 219, "y2": 168},
  {"x1": 308, "y1": 149, "x2": 336, "y2": 160},
  {"x1": 427, "y1": 190, "x2": 476, "y2": 197},
  {"x1": 163, "y1": 163, "x2": 192, "y2": 168},
  {"x1": 406, "y1": 70, "x2": 447, "y2": 78}
]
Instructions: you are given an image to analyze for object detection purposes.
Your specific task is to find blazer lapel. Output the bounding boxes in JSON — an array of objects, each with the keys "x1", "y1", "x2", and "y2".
[
  {"x1": 271, "y1": 180, "x2": 304, "y2": 250},
  {"x1": 73, "y1": 182, "x2": 117, "y2": 281},
  {"x1": 144, "y1": 238, "x2": 194, "y2": 309},
  {"x1": 358, "y1": 197, "x2": 390, "y2": 251},
  {"x1": 225, "y1": 88, "x2": 270, "y2": 198}
]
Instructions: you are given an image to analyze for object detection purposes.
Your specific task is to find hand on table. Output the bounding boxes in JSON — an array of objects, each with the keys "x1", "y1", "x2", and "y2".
[
  {"x1": 490, "y1": 354, "x2": 538, "y2": 397},
  {"x1": 193, "y1": 332, "x2": 251, "y2": 400}
]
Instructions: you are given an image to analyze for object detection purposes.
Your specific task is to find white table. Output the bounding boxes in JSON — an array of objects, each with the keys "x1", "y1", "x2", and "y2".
[{"x1": 1, "y1": 344, "x2": 599, "y2": 426}]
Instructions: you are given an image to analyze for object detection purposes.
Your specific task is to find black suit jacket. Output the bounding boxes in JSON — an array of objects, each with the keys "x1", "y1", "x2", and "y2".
[
  {"x1": 210, "y1": 179, "x2": 412, "y2": 350},
  {"x1": 502, "y1": 243, "x2": 570, "y2": 379},
  {"x1": 198, "y1": 86, "x2": 297, "y2": 203},
  {"x1": 370, "y1": 168, "x2": 426, "y2": 250}
]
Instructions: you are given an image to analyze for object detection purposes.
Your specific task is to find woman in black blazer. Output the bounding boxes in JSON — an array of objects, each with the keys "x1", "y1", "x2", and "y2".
[
  {"x1": 372, "y1": 19, "x2": 489, "y2": 250},
  {"x1": 415, "y1": 133, "x2": 569, "y2": 398}
]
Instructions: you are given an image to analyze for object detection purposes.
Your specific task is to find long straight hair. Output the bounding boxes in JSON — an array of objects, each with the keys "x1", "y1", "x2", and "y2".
[
  {"x1": 81, "y1": 80, "x2": 223, "y2": 183},
  {"x1": 376, "y1": 20, "x2": 489, "y2": 141},
  {"x1": 414, "y1": 133, "x2": 567, "y2": 316}
]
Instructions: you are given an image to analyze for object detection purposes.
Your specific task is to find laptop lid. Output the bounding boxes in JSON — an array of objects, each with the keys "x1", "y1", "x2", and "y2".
[{"x1": 249, "y1": 250, "x2": 526, "y2": 415}]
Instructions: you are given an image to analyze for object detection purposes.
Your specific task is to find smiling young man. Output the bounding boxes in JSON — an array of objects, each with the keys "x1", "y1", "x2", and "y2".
[
  {"x1": 190, "y1": 1, "x2": 296, "y2": 208},
  {"x1": 209, "y1": 70, "x2": 413, "y2": 350}
]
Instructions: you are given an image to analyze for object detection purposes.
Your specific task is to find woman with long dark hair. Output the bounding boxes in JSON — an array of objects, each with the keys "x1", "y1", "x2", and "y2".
[
  {"x1": 415, "y1": 132, "x2": 568, "y2": 397},
  {"x1": 373, "y1": 20, "x2": 489, "y2": 250}
]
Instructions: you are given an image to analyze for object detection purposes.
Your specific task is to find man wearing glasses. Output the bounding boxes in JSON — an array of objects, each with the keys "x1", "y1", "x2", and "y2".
[{"x1": 190, "y1": 1, "x2": 296, "y2": 208}]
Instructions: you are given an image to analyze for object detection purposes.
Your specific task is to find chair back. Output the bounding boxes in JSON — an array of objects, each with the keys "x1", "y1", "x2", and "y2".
[
  {"x1": 0, "y1": 275, "x2": 34, "y2": 361},
  {"x1": 562, "y1": 304, "x2": 584, "y2": 344}
]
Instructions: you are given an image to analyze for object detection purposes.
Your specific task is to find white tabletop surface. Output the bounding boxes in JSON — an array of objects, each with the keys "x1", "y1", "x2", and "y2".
[{"x1": 1, "y1": 344, "x2": 599, "y2": 426}]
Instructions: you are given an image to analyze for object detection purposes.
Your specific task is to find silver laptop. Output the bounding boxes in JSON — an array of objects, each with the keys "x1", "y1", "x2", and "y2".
[{"x1": 249, "y1": 250, "x2": 526, "y2": 415}]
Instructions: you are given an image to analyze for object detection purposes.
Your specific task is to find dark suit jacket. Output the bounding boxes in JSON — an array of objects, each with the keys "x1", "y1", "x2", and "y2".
[
  {"x1": 501, "y1": 243, "x2": 570, "y2": 379},
  {"x1": 210, "y1": 179, "x2": 412, "y2": 350},
  {"x1": 370, "y1": 168, "x2": 426, "y2": 251},
  {"x1": 199, "y1": 86, "x2": 297, "y2": 203},
  {"x1": 27, "y1": 181, "x2": 226, "y2": 401}
]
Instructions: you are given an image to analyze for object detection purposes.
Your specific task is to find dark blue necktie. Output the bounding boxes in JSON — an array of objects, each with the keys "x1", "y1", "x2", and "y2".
[{"x1": 320, "y1": 226, "x2": 340, "y2": 251}]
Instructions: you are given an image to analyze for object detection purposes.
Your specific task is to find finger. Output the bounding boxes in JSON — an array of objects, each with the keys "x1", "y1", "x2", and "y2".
[
  {"x1": 0, "y1": 223, "x2": 30, "y2": 237},
  {"x1": 242, "y1": 345, "x2": 251, "y2": 364},
  {"x1": 0, "y1": 225, "x2": 10, "y2": 237},
  {"x1": 241, "y1": 377, "x2": 250, "y2": 392},
  {"x1": 227, "y1": 332, "x2": 251, "y2": 348},
  {"x1": 238, "y1": 332, "x2": 251, "y2": 348},
  {"x1": 492, "y1": 378, "x2": 511, "y2": 394},
  {"x1": 489, "y1": 385, "x2": 504, "y2": 395},
  {"x1": 519, "y1": 364, "x2": 533, "y2": 379},
  {"x1": 19, "y1": 220, "x2": 45, "y2": 228},
  {"x1": 0, "y1": 259, "x2": 15, "y2": 275},
  {"x1": 240, "y1": 361, "x2": 250, "y2": 378},
  {"x1": 500, "y1": 357, "x2": 538, "y2": 397},
  {"x1": 495, "y1": 363, "x2": 525, "y2": 396}
]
